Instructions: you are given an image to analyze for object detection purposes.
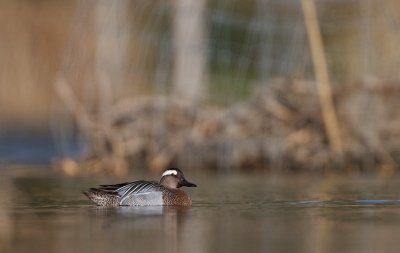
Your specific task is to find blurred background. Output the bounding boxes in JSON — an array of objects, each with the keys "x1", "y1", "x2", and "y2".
[
  {"x1": 3, "y1": 2, "x2": 400, "y2": 252},
  {"x1": 1, "y1": 0, "x2": 400, "y2": 176}
]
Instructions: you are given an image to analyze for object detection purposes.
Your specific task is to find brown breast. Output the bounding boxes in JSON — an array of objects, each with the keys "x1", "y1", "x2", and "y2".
[{"x1": 162, "y1": 189, "x2": 192, "y2": 206}]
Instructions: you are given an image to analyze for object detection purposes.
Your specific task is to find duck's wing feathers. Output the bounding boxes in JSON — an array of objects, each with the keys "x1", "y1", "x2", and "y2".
[{"x1": 98, "y1": 180, "x2": 161, "y2": 201}]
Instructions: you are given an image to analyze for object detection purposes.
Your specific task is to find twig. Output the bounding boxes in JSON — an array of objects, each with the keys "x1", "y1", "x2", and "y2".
[
  {"x1": 301, "y1": 0, "x2": 343, "y2": 157},
  {"x1": 55, "y1": 77, "x2": 97, "y2": 132}
]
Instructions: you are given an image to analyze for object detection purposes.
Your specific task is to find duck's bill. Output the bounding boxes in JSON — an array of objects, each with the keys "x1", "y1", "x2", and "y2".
[{"x1": 180, "y1": 179, "x2": 197, "y2": 187}]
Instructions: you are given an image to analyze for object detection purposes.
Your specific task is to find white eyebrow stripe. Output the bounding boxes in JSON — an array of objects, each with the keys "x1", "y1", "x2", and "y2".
[{"x1": 162, "y1": 170, "x2": 178, "y2": 177}]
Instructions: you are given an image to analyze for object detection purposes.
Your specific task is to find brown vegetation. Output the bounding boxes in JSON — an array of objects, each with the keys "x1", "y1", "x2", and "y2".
[
  {"x1": 2, "y1": 1, "x2": 400, "y2": 176},
  {"x1": 56, "y1": 78, "x2": 400, "y2": 176}
]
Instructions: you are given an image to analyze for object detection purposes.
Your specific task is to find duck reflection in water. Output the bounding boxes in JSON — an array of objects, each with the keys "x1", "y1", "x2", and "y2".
[{"x1": 88, "y1": 205, "x2": 192, "y2": 253}]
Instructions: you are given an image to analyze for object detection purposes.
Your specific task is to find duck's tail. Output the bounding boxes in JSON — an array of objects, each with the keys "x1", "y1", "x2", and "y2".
[{"x1": 82, "y1": 188, "x2": 119, "y2": 207}]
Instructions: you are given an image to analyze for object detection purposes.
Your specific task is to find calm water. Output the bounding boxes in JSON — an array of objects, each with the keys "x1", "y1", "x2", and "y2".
[{"x1": 2, "y1": 167, "x2": 400, "y2": 253}]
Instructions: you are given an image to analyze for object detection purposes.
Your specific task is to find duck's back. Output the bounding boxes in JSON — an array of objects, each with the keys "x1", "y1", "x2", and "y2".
[
  {"x1": 83, "y1": 180, "x2": 191, "y2": 206},
  {"x1": 83, "y1": 181, "x2": 161, "y2": 206}
]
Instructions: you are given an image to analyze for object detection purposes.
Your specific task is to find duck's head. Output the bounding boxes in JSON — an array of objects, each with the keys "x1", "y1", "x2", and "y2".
[{"x1": 159, "y1": 168, "x2": 197, "y2": 189}]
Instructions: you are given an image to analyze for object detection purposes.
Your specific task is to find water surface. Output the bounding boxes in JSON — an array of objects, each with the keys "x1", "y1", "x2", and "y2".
[{"x1": 1, "y1": 167, "x2": 400, "y2": 253}]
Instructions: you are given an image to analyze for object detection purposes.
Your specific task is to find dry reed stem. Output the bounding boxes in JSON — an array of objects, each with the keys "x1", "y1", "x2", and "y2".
[
  {"x1": 300, "y1": 0, "x2": 343, "y2": 157},
  {"x1": 55, "y1": 77, "x2": 128, "y2": 175},
  {"x1": 55, "y1": 77, "x2": 97, "y2": 132}
]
